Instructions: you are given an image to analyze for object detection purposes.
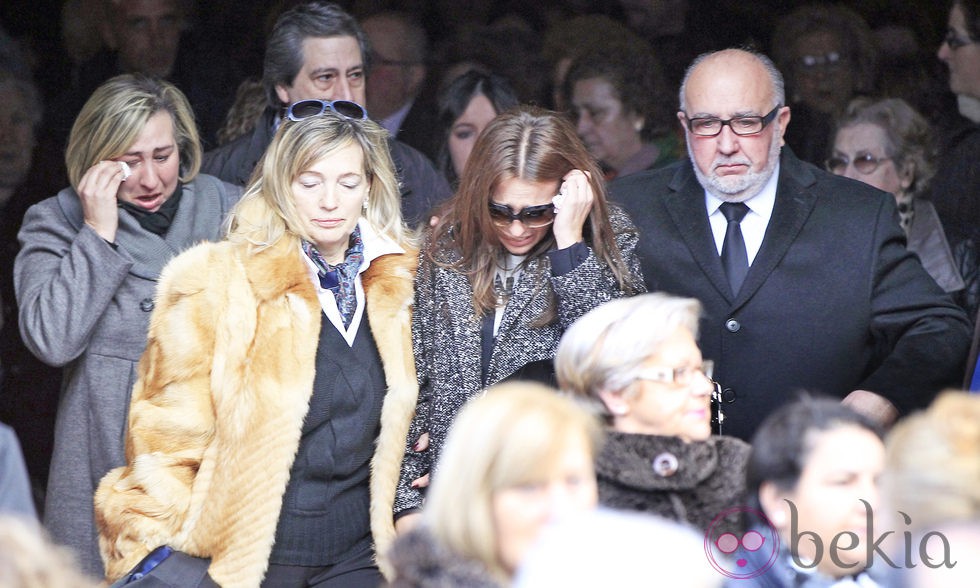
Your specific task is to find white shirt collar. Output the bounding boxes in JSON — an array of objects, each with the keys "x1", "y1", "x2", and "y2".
[
  {"x1": 300, "y1": 220, "x2": 405, "y2": 345},
  {"x1": 705, "y1": 161, "x2": 780, "y2": 265}
]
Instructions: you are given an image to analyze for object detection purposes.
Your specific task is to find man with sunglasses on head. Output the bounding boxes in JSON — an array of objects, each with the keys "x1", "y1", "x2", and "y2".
[
  {"x1": 611, "y1": 48, "x2": 971, "y2": 441},
  {"x1": 201, "y1": 1, "x2": 450, "y2": 227}
]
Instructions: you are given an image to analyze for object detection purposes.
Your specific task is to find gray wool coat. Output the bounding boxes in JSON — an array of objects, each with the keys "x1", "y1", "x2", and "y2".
[
  {"x1": 393, "y1": 207, "x2": 645, "y2": 514},
  {"x1": 14, "y1": 174, "x2": 240, "y2": 578}
]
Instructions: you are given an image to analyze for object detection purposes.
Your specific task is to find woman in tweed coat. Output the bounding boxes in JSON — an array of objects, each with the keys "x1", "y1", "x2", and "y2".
[
  {"x1": 14, "y1": 75, "x2": 240, "y2": 577},
  {"x1": 393, "y1": 106, "x2": 644, "y2": 527}
]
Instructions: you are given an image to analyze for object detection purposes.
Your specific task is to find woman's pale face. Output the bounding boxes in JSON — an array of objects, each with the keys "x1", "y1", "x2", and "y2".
[
  {"x1": 832, "y1": 123, "x2": 908, "y2": 197},
  {"x1": 0, "y1": 84, "x2": 37, "y2": 194},
  {"x1": 449, "y1": 93, "x2": 498, "y2": 178},
  {"x1": 766, "y1": 426, "x2": 885, "y2": 579},
  {"x1": 613, "y1": 326, "x2": 713, "y2": 441},
  {"x1": 491, "y1": 177, "x2": 559, "y2": 255},
  {"x1": 938, "y1": 4, "x2": 980, "y2": 99},
  {"x1": 114, "y1": 110, "x2": 180, "y2": 213},
  {"x1": 291, "y1": 143, "x2": 368, "y2": 264},
  {"x1": 792, "y1": 30, "x2": 855, "y2": 114},
  {"x1": 492, "y1": 431, "x2": 597, "y2": 575},
  {"x1": 570, "y1": 76, "x2": 644, "y2": 172}
]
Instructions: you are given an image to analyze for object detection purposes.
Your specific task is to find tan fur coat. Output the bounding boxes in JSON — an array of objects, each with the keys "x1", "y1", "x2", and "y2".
[{"x1": 94, "y1": 234, "x2": 418, "y2": 587}]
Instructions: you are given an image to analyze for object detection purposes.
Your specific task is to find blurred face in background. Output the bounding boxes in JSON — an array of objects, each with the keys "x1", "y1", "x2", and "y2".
[
  {"x1": 362, "y1": 15, "x2": 425, "y2": 121},
  {"x1": 0, "y1": 82, "x2": 37, "y2": 199},
  {"x1": 105, "y1": 0, "x2": 183, "y2": 78},
  {"x1": 938, "y1": 3, "x2": 980, "y2": 99},
  {"x1": 791, "y1": 29, "x2": 855, "y2": 115},
  {"x1": 448, "y1": 93, "x2": 498, "y2": 178},
  {"x1": 492, "y1": 429, "x2": 597, "y2": 575},
  {"x1": 762, "y1": 425, "x2": 885, "y2": 579},
  {"x1": 570, "y1": 76, "x2": 644, "y2": 173}
]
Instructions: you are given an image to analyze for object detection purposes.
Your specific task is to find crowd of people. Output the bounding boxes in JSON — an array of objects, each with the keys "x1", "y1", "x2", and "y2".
[{"x1": 1, "y1": 1, "x2": 979, "y2": 587}]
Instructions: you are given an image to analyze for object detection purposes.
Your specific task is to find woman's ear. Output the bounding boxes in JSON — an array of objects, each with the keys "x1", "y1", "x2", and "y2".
[
  {"x1": 759, "y1": 481, "x2": 791, "y2": 530},
  {"x1": 597, "y1": 388, "x2": 630, "y2": 417},
  {"x1": 899, "y1": 161, "x2": 915, "y2": 191}
]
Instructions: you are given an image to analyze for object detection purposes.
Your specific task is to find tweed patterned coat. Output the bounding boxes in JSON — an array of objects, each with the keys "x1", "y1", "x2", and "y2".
[
  {"x1": 94, "y1": 232, "x2": 418, "y2": 587},
  {"x1": 394, "y1": 206, "x2": 645, "y2": 514}
]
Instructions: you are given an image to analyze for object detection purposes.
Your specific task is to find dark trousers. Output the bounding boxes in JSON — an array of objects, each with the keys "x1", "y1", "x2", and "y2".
[{"x1": 262, "y1": 544, "x2": 382, "y2": 588}]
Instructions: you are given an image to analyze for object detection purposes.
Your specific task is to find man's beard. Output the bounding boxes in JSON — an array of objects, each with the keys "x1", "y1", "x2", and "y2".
[{"x1": 688, "y1": 129, "x2": 782, "y2": 203}]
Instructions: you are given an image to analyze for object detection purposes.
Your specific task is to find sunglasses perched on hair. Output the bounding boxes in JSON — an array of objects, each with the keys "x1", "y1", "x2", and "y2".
[
  {"x1": 825, "y1": 152, "x2": 891, "y2": 175},
  {"x1": 285, "y1": 99, "x2": 369, "y2": 122},
  {"x1": 487, "y1": 202, "x2": 556, "y2": 228}
]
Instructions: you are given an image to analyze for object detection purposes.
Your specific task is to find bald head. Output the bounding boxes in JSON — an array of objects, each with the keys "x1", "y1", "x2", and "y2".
[{"x1": 679, "y1": 49, "x2": 784, "y2": 114}]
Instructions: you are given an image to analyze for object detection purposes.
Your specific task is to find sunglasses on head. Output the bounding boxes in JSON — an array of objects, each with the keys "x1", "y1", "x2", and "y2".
[
  {"x1": 487, "y1": 202, "x2": 556, "y2": 228},
  {"x1": 285, "y1": 99, "x2": 369, "y2": 122}
]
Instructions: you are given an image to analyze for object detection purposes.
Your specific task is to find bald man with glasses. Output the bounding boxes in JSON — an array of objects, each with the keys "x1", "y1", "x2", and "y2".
[{"x1": 611, "y1": 48, "x2": 971, "y2": 441}]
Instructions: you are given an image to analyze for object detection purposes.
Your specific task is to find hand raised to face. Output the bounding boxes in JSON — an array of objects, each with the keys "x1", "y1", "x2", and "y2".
[{"x1": 551, "y1": 169, "x2": 594, "y2": 249}]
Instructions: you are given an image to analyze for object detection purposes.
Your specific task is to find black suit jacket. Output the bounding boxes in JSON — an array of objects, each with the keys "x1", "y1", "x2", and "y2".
[{"x1": 611, "y1": 149, "x2": 971, "y2": 440}]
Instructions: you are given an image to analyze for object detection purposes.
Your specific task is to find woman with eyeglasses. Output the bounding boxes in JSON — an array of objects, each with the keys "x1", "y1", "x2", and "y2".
[
  {"x1": 553, "y1": 293, "x2": 749, "y2": 537},
  {"x1": 392, "y1": 105, "x2": 644, "y2": 532},
  {"x1": 770, "y1": 4, "x2": 877, "y2": 167},
  {"x1": 828, "y1": 97, "x2": 964, "y2": 300},
  {"x1": 932, "y1": 1, "x2": 980, "y2": 294},
  {"x1": 95, "y1": 101, "x2": 418, "y2": 587},
  {"x1": 13, "y1": 74, "x2": 241, "y2": 578}
]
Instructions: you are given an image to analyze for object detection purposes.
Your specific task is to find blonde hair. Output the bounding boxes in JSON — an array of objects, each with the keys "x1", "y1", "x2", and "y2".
[
  {"x1": 227, "y1": 111, "x2": 407, "y2": 251},
  {"x1": 424, "y1": 382, "x2": 601, "y2": 580},
  {"x1": 0, "y1": 517, "x2": 99, "y2": 588},
  {"x1": 65, "y1": 73, "x2": 201, "y2": 190},
  {"x1": 884, "y1": 391, "x2": 980, "y2": 529},
  {"x1": 555, "y1": 293, "x2": 702, "y2": 412}
]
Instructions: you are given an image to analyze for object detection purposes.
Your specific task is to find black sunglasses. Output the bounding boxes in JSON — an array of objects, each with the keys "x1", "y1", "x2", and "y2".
[
  {"x1": 285, "y1": 99, "x2": 369, "y2": 122},
  {"x1": 487, "y1": 202, "x2": 556, "y2": 228}
]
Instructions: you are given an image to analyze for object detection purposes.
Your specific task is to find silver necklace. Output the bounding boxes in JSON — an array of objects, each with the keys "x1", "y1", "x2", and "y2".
[{"x1": 493, "y1": 254, "x2": 525, "y2": 307}]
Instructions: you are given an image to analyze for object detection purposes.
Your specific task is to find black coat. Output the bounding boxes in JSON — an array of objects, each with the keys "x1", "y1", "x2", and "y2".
[{"x1": 611, "y1": 149, "x2": 971, "y2": 440}]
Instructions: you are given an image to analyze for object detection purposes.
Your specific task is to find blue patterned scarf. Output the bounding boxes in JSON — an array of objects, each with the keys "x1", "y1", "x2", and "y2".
[{"x1": 302, "y1": 226, "x2": 364, "y2": 329}]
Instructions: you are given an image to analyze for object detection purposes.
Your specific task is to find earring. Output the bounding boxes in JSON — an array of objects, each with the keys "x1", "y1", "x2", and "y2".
[{"x1": 362, "y1": 198, "x2": 369, "y2": 210}]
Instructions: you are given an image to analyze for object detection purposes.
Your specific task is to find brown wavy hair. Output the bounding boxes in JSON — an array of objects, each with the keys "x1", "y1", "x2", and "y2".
[{"x1": 428, "y1": 105, "x2": 636, "y2": 321}]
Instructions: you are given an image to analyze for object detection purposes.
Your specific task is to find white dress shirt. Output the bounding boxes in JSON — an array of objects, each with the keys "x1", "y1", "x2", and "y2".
[{"x1": 301, "y1": 220, "x2": 405, "y2": 346}]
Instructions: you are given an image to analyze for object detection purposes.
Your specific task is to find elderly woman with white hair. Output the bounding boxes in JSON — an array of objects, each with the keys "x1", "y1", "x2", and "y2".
[{"x1": 555, "y1": 292, "x2": 749, "y2": 535}]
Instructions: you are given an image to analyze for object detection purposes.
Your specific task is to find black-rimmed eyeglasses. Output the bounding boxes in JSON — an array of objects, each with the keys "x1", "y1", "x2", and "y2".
[
  {"x1": 487, "y1": 202, "x2": 556, "y2": 228},
  {"x1": 285, "y1": 99, "x2": 369, "y2": 122},
  {"x1": 683, "y1": 106, "x2": 781, "y2": 137}
]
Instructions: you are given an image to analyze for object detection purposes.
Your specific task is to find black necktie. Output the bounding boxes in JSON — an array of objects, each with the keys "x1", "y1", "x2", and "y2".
[{"x1": 720, "y1": 202, "x2": 750, "y2": 295}]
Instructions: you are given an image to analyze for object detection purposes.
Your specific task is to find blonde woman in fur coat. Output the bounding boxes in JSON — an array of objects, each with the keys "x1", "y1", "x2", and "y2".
[{"x1": 95, "y1": 101, "x2": 418, "y2": 588}]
